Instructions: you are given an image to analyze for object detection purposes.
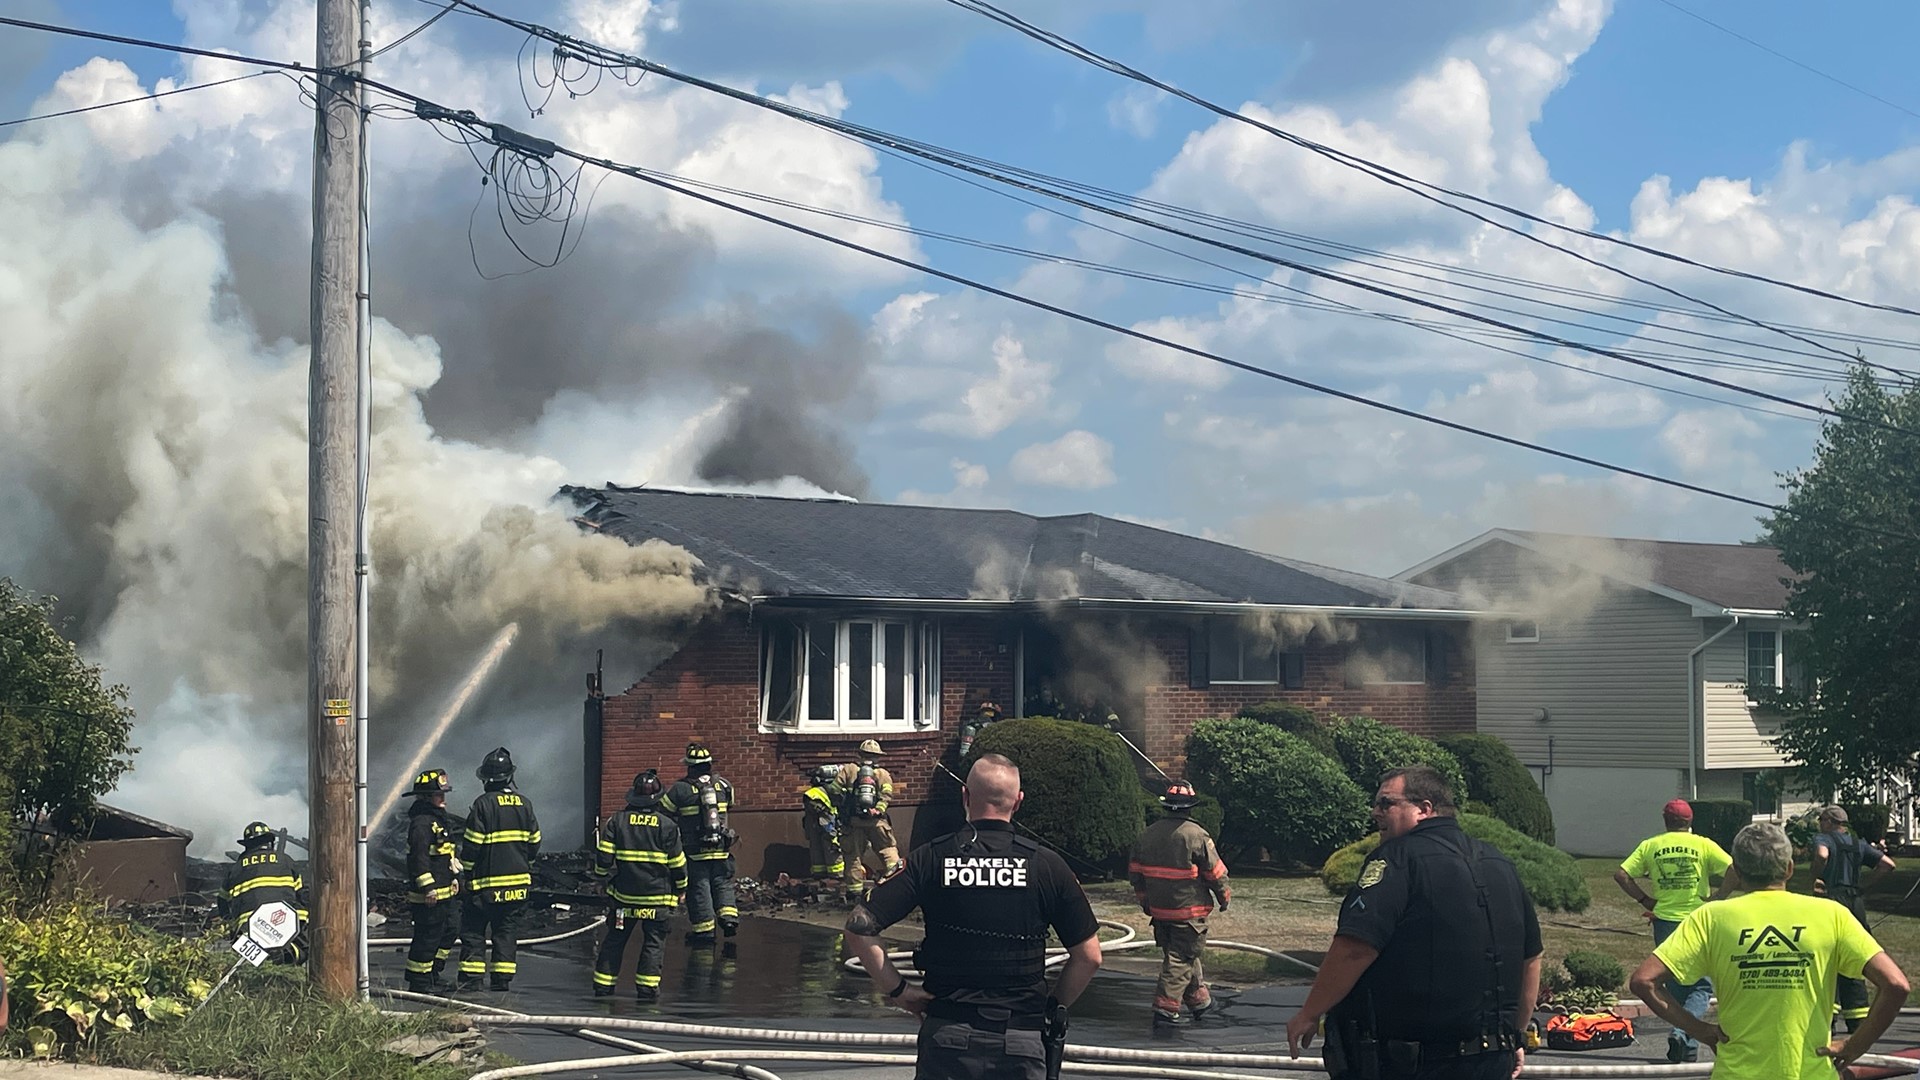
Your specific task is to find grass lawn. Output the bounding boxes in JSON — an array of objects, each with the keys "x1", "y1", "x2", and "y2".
[{"x1": 1082, "y1": 856, "x2": 1920, "y2": 990}]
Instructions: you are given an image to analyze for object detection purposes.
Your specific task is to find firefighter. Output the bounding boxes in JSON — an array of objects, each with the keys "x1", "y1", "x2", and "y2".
[
  {"x1": 663, "y1": 742, "x2": 739, "y2": 944},
  {"x1": 1130, "y1": 780, "x2": 1230, "y2": 1024},
  {"x1": 836, "y1": 739, "x2": 899, "y2": 902},
  {"x1": 801, "y1": 764, "x2": 846, "y2": 880},
  {"x1": 221, "y1": 821, "x2": 310, "y2": 965},
  {"x1": 592, "y1": 769, "x2": 688, "y2": 1000},
  {"x1": 404, "y1": 768, "x2": 462, "y2": 992},
  {"x1": 456, "y1": 747, "x2": 542, "y2": 992}
]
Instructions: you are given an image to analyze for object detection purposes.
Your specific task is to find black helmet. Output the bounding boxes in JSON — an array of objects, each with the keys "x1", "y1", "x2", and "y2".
[
  {"x1": 627, "y1": 769, "x2": 665, "y2": 807},
  {"x1": 1161, "y1": 780, "x2": 1200, "y2": 811},
  {"x1": 684, "y1": 742, "x2": 714, "y2": 766},
  {"x1": 411, "y1": 768, "x2": 452, "y2": 798},
  {"x1": 239, "y1": 821, "x2": 276, "y2": 847},
  {"x1": 478, "y1": 747, "x2": 516, "y2": 784}
]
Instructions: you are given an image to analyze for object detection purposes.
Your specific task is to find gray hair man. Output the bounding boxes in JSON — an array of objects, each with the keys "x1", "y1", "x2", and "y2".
[{"x1": 1631, "y1": 822, "x2": 1909, "y2": 1077}]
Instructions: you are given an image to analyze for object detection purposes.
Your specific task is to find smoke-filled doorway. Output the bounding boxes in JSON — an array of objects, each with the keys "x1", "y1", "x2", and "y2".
[{"x1": 1017, "y1": 616, "x2": 1159, "y2": 783}]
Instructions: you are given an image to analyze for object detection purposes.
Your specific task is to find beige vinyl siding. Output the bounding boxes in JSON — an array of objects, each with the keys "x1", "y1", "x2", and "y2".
[
  {"x1": 1700, "y1": 618, "x2": 1789, "y2": 769},
  {"x1": 1414, "y1": 540, "x2": 1697, "y2": 768}
]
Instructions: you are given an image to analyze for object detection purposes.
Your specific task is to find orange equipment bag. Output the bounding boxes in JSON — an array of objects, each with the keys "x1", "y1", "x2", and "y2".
[{"x1": 1543, "y1": 1012, "x2": 1635, "y2": 1051}]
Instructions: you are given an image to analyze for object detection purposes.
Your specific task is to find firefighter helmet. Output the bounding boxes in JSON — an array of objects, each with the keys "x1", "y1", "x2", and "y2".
[
  {"x1": 627, "y1": 769, "x2": 665, "y2": 807},
  {"x1": 477, "y1": 746, "x2": 516, "y2": 783},
  {"x1": 857, "y1": 738, "x2": 884, "y2": 758},
  {"x1": 684, "y1": 742, "x2": 714, "y2": 766},
  {"x1": 1161, "y1": 780, "x2": 1200, "y2": 810},
  {"x1": 239, "y1": 821, "x2": 276, "y2": 847},
  {"x1": 411, "y1": 768, "x2": 452, "y2": 797}
]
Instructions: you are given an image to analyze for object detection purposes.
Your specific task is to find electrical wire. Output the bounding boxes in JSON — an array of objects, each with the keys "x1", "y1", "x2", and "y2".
[
  {"x1": 0, "y1": 70, "x2": 278, "y2": 129},
  {"x1": 1652, "y1": 0, "x2": 1920, "y2": 123},
  {"x1": 936, "y1": 0, "x2": 1920, "y2": 328}
]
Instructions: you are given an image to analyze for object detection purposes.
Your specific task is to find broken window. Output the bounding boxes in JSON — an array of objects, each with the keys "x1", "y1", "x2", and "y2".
[{"x1": 761, "y1": 616, "x2": 940, "y2": 732}]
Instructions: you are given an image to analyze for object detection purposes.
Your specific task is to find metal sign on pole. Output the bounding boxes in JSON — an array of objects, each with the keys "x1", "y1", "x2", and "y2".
[{"x1": 199, "y1": 902, "x2": 302, "y2": 1012}]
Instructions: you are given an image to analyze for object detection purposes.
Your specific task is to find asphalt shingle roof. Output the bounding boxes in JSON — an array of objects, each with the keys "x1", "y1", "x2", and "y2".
[
  {"x1": 1506, "y1": 530, "x2": 1794, "y2": 612},
  {"x1": 564, "y1": 486, "x2": 1473, "y2": 610}
]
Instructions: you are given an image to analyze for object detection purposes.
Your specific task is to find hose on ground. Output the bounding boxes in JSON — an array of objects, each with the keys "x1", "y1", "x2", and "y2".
[{"x1": 369, "y1": 915, "x2": 604, "y2": 949}]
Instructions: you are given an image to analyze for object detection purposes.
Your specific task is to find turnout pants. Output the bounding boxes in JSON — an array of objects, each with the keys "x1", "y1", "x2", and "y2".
[
  {"x1": 594, "y1": 911, "x2": 671, "y2": 994},
  {"x1": 804, "y1": 818, "x2": 845, "y2": 877},
  {"x1": 1835, "y1": 888, "x2": 1872, "y2": 1027},
  {"x1": 915, "y1": 1014, "x2": 1046, "y2": 1080},
  {"x1": 457, "y1": 896, "x2": 525, "y2": 987},
  {"x1": 1152, "y1": 918, "x2": 1211, "y2": 1016},
  {"x1": 1651, "y1": 917, "x2": 1711, "y2": 1049},
  {"x1": 842, "y1": 817, "x2": 901, "y2": 897},
  {"x1": 405, "y1": 901, "x2": 459, "y2": 988},
  {"x1": 686, "y1": 856, "x2": 738, "y2": 936}
]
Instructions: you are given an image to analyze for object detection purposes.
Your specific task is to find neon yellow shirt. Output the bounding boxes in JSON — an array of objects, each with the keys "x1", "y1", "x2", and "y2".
[
  {"x1": 1655, "y1": 889, "x2": 1882, "y2": 1080},
  {"x1": 1621, "y1": 830, "x2": 1732, "y2": 921}
]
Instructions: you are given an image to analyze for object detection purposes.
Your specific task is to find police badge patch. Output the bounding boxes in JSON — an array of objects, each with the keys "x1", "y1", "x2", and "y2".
[{"x1": 1357, "y1": 859, "x2": 1386, "y2": 889}]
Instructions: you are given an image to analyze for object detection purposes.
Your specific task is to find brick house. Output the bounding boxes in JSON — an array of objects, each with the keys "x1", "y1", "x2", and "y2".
[{"x1": 568, "y1": 486, "x2": 1481, "y2": 879}]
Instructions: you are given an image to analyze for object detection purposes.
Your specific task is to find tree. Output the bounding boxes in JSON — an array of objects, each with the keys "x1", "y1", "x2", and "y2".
[
  {"x1": 0, "y1": 579, "x2": 139, "y2": 896},
  {"x1": 1763, "y1": 364, "x2": 1920, "y2": 798}
]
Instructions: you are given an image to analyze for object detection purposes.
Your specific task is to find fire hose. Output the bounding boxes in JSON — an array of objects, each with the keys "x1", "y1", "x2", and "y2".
[
  {"x1": 369, "y1": 915, "x2": 604, "y2": 949},
  {"x1": 842, "y1": 918, "x2": 1321, "y2": 979}
]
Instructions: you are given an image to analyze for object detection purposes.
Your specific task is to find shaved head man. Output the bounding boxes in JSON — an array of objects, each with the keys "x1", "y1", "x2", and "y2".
[{"x1": 846, "y1": 751, "x2": 1101, "y2": 1080}]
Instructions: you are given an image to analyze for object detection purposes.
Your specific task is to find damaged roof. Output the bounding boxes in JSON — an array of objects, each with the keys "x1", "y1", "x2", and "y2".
[{"x1": 562, "y1": 486, "x2": 1475, "y2": 612}]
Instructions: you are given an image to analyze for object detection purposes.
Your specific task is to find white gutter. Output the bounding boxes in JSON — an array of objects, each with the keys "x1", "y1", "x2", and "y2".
[
  {"x1": 746, "y1": 595, "x2": 1485, "y2": 620},
  {"x1": 1686, "y1": 613, "x2": 1742, "y2": 799}
]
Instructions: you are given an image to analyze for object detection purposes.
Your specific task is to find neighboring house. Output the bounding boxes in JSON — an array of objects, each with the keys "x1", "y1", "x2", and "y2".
[
  {"x1": 569, "y1": 486, "x2": 1481, "y2": 879},
  {"x1": 53, "y1": 804, "x2": 194, "y2": 903},
  {"x1": 1400, "y1": 529, "x2": 1805, "y2": 856}
]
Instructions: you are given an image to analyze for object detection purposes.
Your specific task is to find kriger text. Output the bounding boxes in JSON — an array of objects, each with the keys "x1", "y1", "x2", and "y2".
[{"x1": 943, "y1": 855, "x2": 1029, "y2": 887}]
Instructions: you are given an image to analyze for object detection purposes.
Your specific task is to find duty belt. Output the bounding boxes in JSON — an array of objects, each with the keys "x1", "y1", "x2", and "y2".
[
  {"x1": 1405, "y1": 1029, "x2": 1522, "y2": 1060},
  {"x1": 927, "y1": 999, "x2": 1045, "y2": 1032}
]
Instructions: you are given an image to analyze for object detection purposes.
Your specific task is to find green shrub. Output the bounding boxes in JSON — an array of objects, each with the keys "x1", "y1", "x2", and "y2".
[
  {"x1": 970, "y1": 718, "x2": 1144, "y2": 864},
  {"x1": 1558, "y1": 986, "x2": 1618, "y2": 1013},
  {"x1": 1843, "y1": 802, "x2": 1892, "y2": 846},
  {"x1": 1235, "y1": 701, "x2": 1335, "y2": 757},
  {"x1": 1319, "y1": 814, "x2": 1591, "y2": 912},
  {"x1": 1139, "y1": 789, "x2": 1225, "y2": 841},
  {"x1": 1330, "y1": 715, "x2": 1466, "y2": 798},
  {"x1": 1563, "y1": 949, "x2": 1626, "y2": 991},
  {"x1": 1437, "y1": 733, "x2": 1555, "y2": 845},
  {"x1": 0, "y1": 898, "x2": 221, "y2": 1055},
  {"x1": 1687, "y1": 799, "x2": 1754, "y2": 854},
  {"x1": 1187, "y1": 717, "x2": 1370, "y2": 867}
]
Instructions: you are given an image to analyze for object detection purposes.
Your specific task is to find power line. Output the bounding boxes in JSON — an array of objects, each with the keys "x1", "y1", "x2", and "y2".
[
  {"x1": 937, "y1": 0, "x2": 1920, "y2": 329},
  {"x1": 1652, "y1": 0, "x2": 1920, "y2": 123},
  {"x1": 0, "y1": 70, "x2": 278, "y2": 130}
]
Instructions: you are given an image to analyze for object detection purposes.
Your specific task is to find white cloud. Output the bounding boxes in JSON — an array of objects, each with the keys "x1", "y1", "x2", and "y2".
[
  {"x1": 897, "y1": 458, "x2": 993, "y2": 505},
  {"x1": 1106, "y1": 85, "x2": 1166, "y2": 138},
  {"x1": 921, "y1": 333, "x2": 1062, "y2": 436},
  {"x1": 1010, "y1": 430, "x2": 1117, "y2": 489}
]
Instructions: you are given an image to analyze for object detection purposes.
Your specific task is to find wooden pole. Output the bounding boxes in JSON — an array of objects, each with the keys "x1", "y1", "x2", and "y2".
[{"x1": 309, "y1": 0, "x2": 365, "y2": 1001}]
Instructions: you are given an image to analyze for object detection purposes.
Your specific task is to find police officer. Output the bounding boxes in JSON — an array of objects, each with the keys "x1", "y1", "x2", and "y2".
[
  {"x1": 404, "y1": 768, "x2": 463, "y2": 992},
  {"x1": 845, "y1": 752, "x2": 1103, "y2": 1080},
  {"x1": 1812, "y1": 804, "x2": 1898, "y2": 1032},
  {"x1": 836, "y1": 739, "x2": 900, "y2": 903},
  {"x1": 802, "y1": 764, "x2": 846, "y2": 880},
  {"x1": 1130, "y1": 780, "x2": 1230, "y2": 1025},
  {"x1": 221, "y1": 821, "x2": 310, "y2": 965},
  {"x1": 456, "y1": 747, "x2": 542, "y2": 992},
  {"x1": 592, "y1": 769, "x2": 688, "y2": 1001},
  {"x1": 1286, "y1": 766, "x2": 1542, "y2": 1080},
  {"x1": 662, "y1": 742, "x2": 739, "y2": 944}
]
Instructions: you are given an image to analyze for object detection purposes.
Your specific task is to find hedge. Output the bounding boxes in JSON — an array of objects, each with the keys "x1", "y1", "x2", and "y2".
[
  {"x1": 1563, "y1": 950, "x2": 1625, "y2": 992},
  {"x1": 1187, "y1": 717, "x2": 1371, "y2": 866},
  {"x1": 1140, "y1": 788, "x2": 1226, "y2": 840},
  {"x1": 1320, "y1": 813, "x2": 1592, "y2": 912},
  {"x1": 969, "y1": 718, "x2": 1144, "y2": 865},
  {"x1": 1437, "y1": 733, "x2": 1555, "y2": 845},
  {"x1": 1687, "y1": 799, "x2": 1754, "y2": 855},
  {"x1": 1236, "y1": 701, "x2": 1336, "y2": 758},
  {"x1": 1331, "y1": 715, "x2": 1466, "y2": 798}
]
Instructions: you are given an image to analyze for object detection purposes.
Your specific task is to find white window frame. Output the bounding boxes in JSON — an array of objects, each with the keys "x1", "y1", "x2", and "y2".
[
  {"x1": 1208, "y1": 622, "x2": 1280, "y2": 684},
  {"x1": 762, "y1": 618, "x2": 938, "y2": 733},
  {"x1": 1505, "y1": 619, "x2": 1540, "y2": 643},
  {"x1": 1747, "y1": 630, "x2": 1782, "y2": 692}
]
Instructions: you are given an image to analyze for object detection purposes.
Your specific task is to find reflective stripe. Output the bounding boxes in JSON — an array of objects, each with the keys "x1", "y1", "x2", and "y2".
[
  {"x1": 592, "y1": 970, "x2": 616, "y2": 986},
  {"x1": 414, "y1": 873, "x2": 436, "y2": 887},
  {"x1": 689, "y1": 919, "x2": 716, "y2": 932},
  {"x1": 688, "y1": 850, "x2": 730, "y2": 861},
  {"x1": 1129, "y1": 862, "x2": 1199, "y2": 880},
  {"x1": 465, "y1": 829, "x2": 538, "y2": 844},
  {"x1": 1147, "y1": 904, "x2": 1213, "y2": 920},
  {"x1": 460, "y1": 960, "x2": 488, "y2": 974},
  {"x1": 636, "y1": 973, "x2": 661, "y2": 987},
  {"x1": 406, "y1": 959, "x2": 435, "y2": 973},
  {"x1": 1202, "y1": 862, "x2": 1228, "y2": 881},
  {"x1": 613, "y1": 850, "x2": 678, "y2": 863},
  {"x1": 610, "y1": 890, "x2": 678, "y2": 906},
  {"x1": 231, "y1": 875, "x2": 300, "y2": 893},
  {"x1": 470, "y1": 873, "x2": 532, "y2": 889},
  {"x1": 492, "y1": 962, "x2": 517, "y2": 974},
  {"x1": 717, "y1": 906, "x2": 738, "y2": 918},
  {"x1": 435, "y1": 948, "x2": 452, "y2": 960}
]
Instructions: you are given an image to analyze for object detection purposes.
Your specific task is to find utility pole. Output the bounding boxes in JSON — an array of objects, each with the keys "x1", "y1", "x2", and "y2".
[{"x1": 309, "y1": 0, "x2": 365, "y2": 1002}]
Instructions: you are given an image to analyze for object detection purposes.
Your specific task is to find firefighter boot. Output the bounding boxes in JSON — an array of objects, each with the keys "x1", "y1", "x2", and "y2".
[
  {"x1": 593, "y1": 985, "x2": 615, "y2": 998},
  {"x1": 721, "y1": 918, "x2": 739, "y2": 939},
  {"x1": 636, "y1": 985, "x2": 659, "y2": 1004}
]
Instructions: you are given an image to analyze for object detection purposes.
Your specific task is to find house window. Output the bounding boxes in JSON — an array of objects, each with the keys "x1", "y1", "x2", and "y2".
[
  {"x1": 762, "y1": 618, "x2": 939, "y2": 732},
  {"x1": 1743, "y1": 771, "x2": 1779, "y2": 815},
  {"x1": 1348, "y1": 624, "x2": 1429, "y2": 685},
  {"x1": 1208, "y1": 621, "x2": 1280, "y2": 683},
  {"x1": 1746, "y1": 631, "x2": 1780, "y2": 690},
  {"x1": 1505, "y1": 619, "x2": 1540, "y2": 643}
]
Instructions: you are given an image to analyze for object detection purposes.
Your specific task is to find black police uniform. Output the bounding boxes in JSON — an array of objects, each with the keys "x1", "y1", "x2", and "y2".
[
  {"x1": 862, "y1": 819, "x2": 1100, "y2": 1080},
  {"x1": 405, "y1": 797, "x2": 462, "y2": 991},
  {"x1": 1326, "y1": 816, "x2": 1541, "y2": 1080},
  {"x1": 457, "y1": 785, "x2": 542, "y2": 989}
]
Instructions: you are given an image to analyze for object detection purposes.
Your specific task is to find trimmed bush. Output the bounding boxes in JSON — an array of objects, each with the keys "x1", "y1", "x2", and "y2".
[
  {"x1": 1843, "y1": 802, "x2": 1893, "y2": 846},
  {"x1": 1187, "y1": 717, "x2": 1371, "y2": 867},
  {"x1": 969, "y1": 718, "x2": 1144, "y2": 864},
  {"x1": 1563, "y1": 949, "x2": 1625, "y2": 992},
  {"x1": 1437, "y1": 733, "x2": 1555, "y2": 845},
  {"x1": 1330, "y1": 715, "x2": 1466, "y2": 798},
  {"x1": 1319, "y1": 813, "x2": 1591, "y2": 912},
  {"x1": 1236, "y1": 701, "x2": 1336, "y2": 758},
  {"x1": 1687, "y1": 799, "x2": 1754, "y2": 854}
]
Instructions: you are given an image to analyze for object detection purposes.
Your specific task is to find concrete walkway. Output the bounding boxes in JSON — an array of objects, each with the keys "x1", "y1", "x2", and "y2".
[{"x1": 0, "y1": 1065, "x2": 216, "y2": 1080}]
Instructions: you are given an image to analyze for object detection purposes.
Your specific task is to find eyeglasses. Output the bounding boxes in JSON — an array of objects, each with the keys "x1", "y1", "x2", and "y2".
[{"x1": 1372, "y1": 795, "x2": 1420, "y2": 811}]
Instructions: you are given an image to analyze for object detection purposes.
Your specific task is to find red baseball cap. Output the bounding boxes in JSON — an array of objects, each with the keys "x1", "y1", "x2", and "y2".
[{"x1": 1663, "y1": 798, "x2": 1694, "y2": 820}]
